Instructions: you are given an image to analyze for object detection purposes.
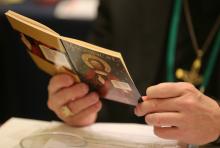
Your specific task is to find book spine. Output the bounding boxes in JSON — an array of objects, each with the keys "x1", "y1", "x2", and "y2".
[{"x1": 60, "y1": 39, "x2": 79, "y2": 75}]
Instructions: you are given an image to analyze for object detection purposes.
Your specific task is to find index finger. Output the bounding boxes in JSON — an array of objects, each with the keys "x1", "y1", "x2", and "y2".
[{"x1": 146, "y1": 82, "x2": 195, "y2": 99}]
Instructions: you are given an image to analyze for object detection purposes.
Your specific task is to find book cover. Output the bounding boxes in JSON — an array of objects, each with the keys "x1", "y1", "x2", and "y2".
[{"x1": 5, "y1": 10, "x2": 141, "y2": 106}]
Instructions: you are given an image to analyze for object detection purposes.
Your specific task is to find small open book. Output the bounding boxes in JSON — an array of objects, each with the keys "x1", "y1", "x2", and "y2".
[{"x1": 5, "y1": 10, "x2": 141, "y2": 106}]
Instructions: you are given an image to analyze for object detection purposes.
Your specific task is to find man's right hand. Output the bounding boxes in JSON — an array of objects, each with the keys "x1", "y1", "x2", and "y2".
[{"x1": 47, "y1": 74, "x2": 102, "y2": 127}]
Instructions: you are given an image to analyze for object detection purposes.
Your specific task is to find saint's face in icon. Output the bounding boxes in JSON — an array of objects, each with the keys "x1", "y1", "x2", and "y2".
[
  {"x1": 89, "y1": 59, "x2": 105, "y2": 71},
  {"x1": 81, "y1": 53, "x2": 111, "y2": 74}
]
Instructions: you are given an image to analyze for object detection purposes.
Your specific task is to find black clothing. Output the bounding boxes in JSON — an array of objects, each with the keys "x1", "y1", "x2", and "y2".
[{"x1": 87, "y1": 0, "x2": 220, "y2": 123}]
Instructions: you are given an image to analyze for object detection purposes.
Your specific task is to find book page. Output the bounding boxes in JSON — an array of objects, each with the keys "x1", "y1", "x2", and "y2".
[
  {"x1": 0, "y1": 117, "x2": 187, "y2": 148},
  {"x1": 61, "y1": 38, "x2": 141, "y2": 106},
  {"x1": 61, "y1": 36, "x2": 132, "y2": 81}
]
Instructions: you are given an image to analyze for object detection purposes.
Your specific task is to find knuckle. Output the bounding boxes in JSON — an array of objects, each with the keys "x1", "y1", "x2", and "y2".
[
  {"x1": 156, "y1": 82, "x2": 169, "y2": 89},
  {"x1": 137, "y1": 104, "x2": 145, "y2": 115},
  {"x1": 146, "y1": 85, "x2": 157, "y2": 97},
  {"x1": 97, "y1": 101, "x2": 102, "y2": 110},
  {"x1": 146, "y1": 114, "x2": 161, "y2": 126},
  {"x1": 185, "y1": 97, "x2": 196, "y2": 105},
  {"x1": 90, "y1": 92, "x2": 99, "y2": 101},
  {"x1": 47, "y1": 88, "x2": 52, "y2": 97},
  {"x1": 150, "y1": 100, "x2": 158, "y2": 109},
  {"x1": 178, "y1": 87, "x2": 202, "y2": 109},
  {"x1": 157, "y1": 83, "x2": 165, "y2": 87},
  {"x1": 92, "y1": 101, "x2": 102, "y2": 111},
  {"x1": 145, "y1": 114, "x2": 153, "y2": 125},
  {"x1": 78, "y1": 83, "x2": 89, "y2": 94},
  {"x1": 68, "y1": 102, "x2": 78, "y2": 114},
  {"x1": 145, "y1": 115, "x2": 150, "y2": 124},
  {"x1": 146, "y1": 87, "x2": 152, "y2": 96},
  {"x1": 47, "y1": 99, "x2": 54, "y2": 111},
  {"x1": 48, "y1": 75, "x2": 60, "y2": 85},
  {"x1": 47, "y1": 79, "x2": 54, "y2": 92},
  {"x1": 69, "y1": 83, "x2": 89, "y2": 99},
  {"x1": 69, "y1": 106, "x2": 77, "y2": 114},
  {"x1": 154, "y1": 116, "x2": 161, "y2": 125},
  {"x1": 94, "y1": 101, "x2": 102, "y2": 111},
  {"x1": 179, "y1": 97, "x2": 197, "y2": 110},
  {"x1": 180, "y1": 82, "x2": 196, "y2": 93}
]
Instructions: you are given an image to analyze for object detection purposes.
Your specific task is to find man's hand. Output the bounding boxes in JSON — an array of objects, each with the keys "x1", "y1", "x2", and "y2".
[
  {"x1": 47, "y1": 74, "x2": 102, "y2": 127},
  {"x1": 135, "y1": 82, "x2": 220, "y2": 145}
]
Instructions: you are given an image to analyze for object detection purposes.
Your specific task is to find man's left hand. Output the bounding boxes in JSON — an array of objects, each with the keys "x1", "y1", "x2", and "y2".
[{"x1": 135, "y1": 82, "x2": 220, "y2": 145}]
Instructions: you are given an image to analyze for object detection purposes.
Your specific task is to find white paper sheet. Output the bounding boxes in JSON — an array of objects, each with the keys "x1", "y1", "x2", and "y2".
[{"x1": 0, "y1": 117, "x2": 186, "y2": 148}]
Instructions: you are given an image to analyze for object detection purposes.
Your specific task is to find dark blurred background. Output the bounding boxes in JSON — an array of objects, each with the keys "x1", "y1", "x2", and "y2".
[{"x1": 0, "y1": 0, "x2": 97, "y2": 123}]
